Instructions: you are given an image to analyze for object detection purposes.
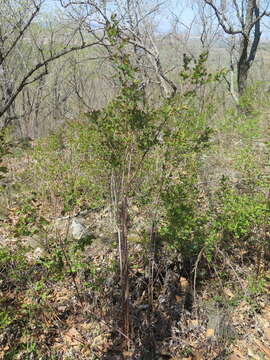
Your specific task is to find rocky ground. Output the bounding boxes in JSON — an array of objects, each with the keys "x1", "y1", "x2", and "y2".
[
  {"x1": 0, "y1": 141, "x2": 270, "y2": 359},
  {"x1": 0, "y1": 203, "x2": 270, "y2": 359}
]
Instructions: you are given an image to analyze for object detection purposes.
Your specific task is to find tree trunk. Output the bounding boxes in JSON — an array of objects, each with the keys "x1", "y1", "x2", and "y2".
[
  {"x1": 237, "y1": 41, "x2": 249, "y2": 97},
  {"x1": 119, "y1": 197, "x2": 130, "y2": 348},
  {"x1": 203, "y1": 0, "x2": 263, "y2": 100},
  {"x1": 237, "y1": 1, "x2": 261, "y2": 97}
]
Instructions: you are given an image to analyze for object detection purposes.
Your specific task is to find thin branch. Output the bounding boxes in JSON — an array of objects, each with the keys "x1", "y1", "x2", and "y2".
[
  {"x1": 0, "y1": 40, "x2": 102, "y2": 128},
  {"x1": 204, "y1": 0, "x2": 242, "y2": 34},
  {"x1": 1, "y1": 3, "x2": 41, "y2": 65}
]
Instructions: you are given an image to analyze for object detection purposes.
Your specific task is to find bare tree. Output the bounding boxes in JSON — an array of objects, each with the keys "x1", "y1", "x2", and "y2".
[
  {"x1": 59, "y1": 0, "x2": 177, "y2": 99},
  {"x1": 0, "y1": 0, "x2": 102, "y2": 131},
  {"x1": 202, "y1": 0, "x2": 270, "y2": 99},
  {"x1": 194, "y1": 1, "x2": 221, "y2": 50}
]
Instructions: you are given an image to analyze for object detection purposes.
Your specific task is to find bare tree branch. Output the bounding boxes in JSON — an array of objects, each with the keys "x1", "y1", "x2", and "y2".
[{"x1": 202, "y1": 0, "x2": 270, "y2": 97}]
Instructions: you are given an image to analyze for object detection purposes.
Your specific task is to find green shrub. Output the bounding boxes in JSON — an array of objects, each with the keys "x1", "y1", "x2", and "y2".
[
  {"x1": 160, "y1": 175, "x2": 209, "y2": 260},
  {"x1": 30, "y1": 125, "x2": 107, "y2": 213}
]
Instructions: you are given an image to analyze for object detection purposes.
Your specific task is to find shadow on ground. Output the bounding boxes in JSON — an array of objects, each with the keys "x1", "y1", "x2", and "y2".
[{"x1": 99, "y1": 262, "x2": 193, "y2": 360}]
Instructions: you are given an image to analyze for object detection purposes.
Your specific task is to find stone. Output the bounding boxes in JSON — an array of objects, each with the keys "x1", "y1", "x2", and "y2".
[
  {"x1": 70, "y1": 218, "x2": 90, "y2": 240},
  {"x1": 18, "y1": 235, "x2": 46, "y2": 262},
  {"x1": 26, "y1": 247, "x2": 45, "y2": 262},
  {"x1": 52, "y1": 216, "x2": 92, "y2": 241}
]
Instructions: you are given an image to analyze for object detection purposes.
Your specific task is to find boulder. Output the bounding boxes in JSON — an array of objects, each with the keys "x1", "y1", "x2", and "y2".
[
  {"x1": 52, "y1": 216, "x2": 92, "y2": 241},
  {"x1": 69, "y1": 217, "x2": 91, "y2": 240}
]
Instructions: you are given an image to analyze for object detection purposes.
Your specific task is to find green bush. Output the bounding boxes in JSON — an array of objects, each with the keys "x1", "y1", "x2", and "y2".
[{"x1": 30, "y1": 125, "x2": 107, "y2": 213}]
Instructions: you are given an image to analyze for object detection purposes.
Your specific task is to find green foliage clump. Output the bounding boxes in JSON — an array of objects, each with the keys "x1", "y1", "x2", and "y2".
[
  {"x1": 205, "y1": 178, "x2": 269, "y2": 259},
  {"x1": 160, "y1": 172, "x2": 269, "y2": 263},
  {"x1": 180, "y1": 52, "x2": 227, "y2": 88},
  {"x1": 215, "y1": 182, "x2": 267, "y2": 239},
  {"x1": 12, "y1": 196, "x2": 48, "y2": 237},
  {"x1": 31, "y1": 126, "x2": 107, "y2": 213},
  {"x1": 160, "y1": 175, "x2": 209, "y2": 259}
]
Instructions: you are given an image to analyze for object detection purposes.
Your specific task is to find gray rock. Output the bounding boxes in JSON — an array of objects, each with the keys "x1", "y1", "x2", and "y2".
[
  {"x1": 21, "y1": 235, "x2": 46, "y2": 262},
  {"x1": 70, "y1": 218, "x2": 90, "y2": 240},
  {"x1": 26, "y1": 247, "x2": 45, "y2": 262},
  {"x1": 52, "y1": 215, "x2": 92, "y2": 241}
]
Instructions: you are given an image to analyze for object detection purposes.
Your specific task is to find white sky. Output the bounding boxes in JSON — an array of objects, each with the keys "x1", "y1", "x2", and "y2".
[{"x1": 42, "y1": 0, "x2": 270, "y2": 38}]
